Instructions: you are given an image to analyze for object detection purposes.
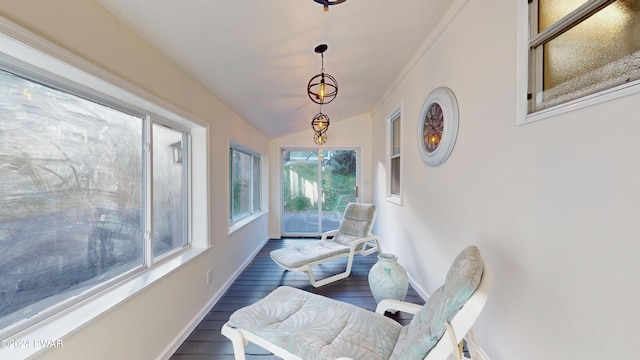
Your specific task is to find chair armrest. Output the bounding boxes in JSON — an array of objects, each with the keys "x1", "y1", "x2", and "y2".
[
  {"x1": 375, "y1": 299, "x2": 422, "y2": 315},
  {"x1": 348, "y1": 235, "x2": 380, "y2": 256},
  {"x1": 348, "y1": 235, "x2": 378, "y2": 247}
]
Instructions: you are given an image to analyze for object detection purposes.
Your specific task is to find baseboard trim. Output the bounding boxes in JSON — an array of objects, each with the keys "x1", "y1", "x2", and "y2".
[
  {"x1": 157, "y1": 235, "x2": 270, "y2": 360},
  {"x1": 465, "y1": 329, "x2": 492, "y2": 360}
]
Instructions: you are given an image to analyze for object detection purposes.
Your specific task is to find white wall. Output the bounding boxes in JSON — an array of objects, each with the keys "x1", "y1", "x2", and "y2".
[
  {"x1": 4, "y1": 0, "x2": 640, "y2": 359},
  {"x1": 0, "y1": 1, "x2": 270, "y2": 359},
  {"x1": 371, "y1": 0, "x2": 640, "y2": 359},
  {"x1": 268, "y1": 113, "x2": 373, "y2": 238}
]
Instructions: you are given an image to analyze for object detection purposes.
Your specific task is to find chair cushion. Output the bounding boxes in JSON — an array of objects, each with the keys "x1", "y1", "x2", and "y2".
[
  {"x1": 229, "y1": 286, "x2": 403, "y2": 360},
  {"x1": 389, "y1": 246, "x2": 484, "y2": 360},
  {"x1": 270, "y1": 240, "x2": 350, "y2": 269},
  {"x1": 333, "y1": 203, "x2": 376, "y2": 247}
]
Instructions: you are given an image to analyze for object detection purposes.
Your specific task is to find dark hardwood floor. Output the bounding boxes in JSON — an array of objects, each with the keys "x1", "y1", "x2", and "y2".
[{"x1": 170, "y1": 238, "x2": 425, "y2": 359}]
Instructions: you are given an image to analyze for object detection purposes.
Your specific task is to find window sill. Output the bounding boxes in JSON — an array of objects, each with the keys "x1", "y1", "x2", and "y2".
[
  {"x1": 229, "y1": 210, "x2": 268, "y2": 235},
  {"x1": 0, "y1": 246, "x2": 207, "y2": 360},
  {"x1": 521, "y1": 78, "x2": 640, "y2": 125},
  {"x1": 387, "y1": 195, "x2": 402, "y2": 206}
]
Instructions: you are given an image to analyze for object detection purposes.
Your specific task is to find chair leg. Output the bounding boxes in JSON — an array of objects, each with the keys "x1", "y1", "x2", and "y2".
[
  {"x1": 306, "y1": 268, "x2": 320, "y2": 287},
  {"x1": 221, "y1": 323, "x2": 247, "y2": 360},
  {"x1": 306, "y1": 256, "x2": 355, "y2": 288},
  {"x1": 307, "y1": 269, "x2": 351, "y2": 287}
]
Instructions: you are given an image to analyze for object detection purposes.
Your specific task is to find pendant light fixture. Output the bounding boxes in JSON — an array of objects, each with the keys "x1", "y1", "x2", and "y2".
[
  {"x1": 311, "y1": 109, "x2": 330, "y2": 145},
  {"x1": 314, "y1": 132, "x2": 327, "y2": 145},
  {"x1": 313, "y1": 0, "x2": 347, "y2": 12},
  {"x1": 307, "y1": 44, "x2": 338, "y2": 105}
]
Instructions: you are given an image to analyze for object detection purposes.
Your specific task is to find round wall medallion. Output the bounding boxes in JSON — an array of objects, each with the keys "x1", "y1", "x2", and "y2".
[{"x1": 418, "y1": 87, "x2": 459, "y2": 166}]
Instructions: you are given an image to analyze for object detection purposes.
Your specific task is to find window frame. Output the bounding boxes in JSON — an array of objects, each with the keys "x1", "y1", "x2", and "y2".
[
  {"x1": 521, "y1": 0, "x2": 640, "y2": 125},
  {"x1": 0, "y1": 17, "x2": 209, "y2": 358},
  {"x1": 229, "y1": 141, "x2": 262, "y2": 228},
  {"x1": 0, "y1": 54, "x2": 192, "y2": 336},
  {"x1": 387, "y1": 106, "x2": 402, "y2": 205},
  {"x1": 150, "y1": 121, "x2": 191, "y2": 261}
]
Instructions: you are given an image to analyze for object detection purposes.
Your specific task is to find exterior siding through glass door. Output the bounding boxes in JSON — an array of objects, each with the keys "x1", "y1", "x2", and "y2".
[{"x1": 281, "y1": 149, "x2": 359, "y2": 236}]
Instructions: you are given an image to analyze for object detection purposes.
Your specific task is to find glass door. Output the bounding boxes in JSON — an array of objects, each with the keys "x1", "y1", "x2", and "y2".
[{"x1": 282, "y1": 148, "x2": 359, "y2": 236}]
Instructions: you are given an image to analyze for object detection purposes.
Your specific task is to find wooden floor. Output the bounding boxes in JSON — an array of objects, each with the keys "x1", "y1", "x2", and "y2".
[{"x1": 170, "y1": 238, "x2": 425, "y2": 359}]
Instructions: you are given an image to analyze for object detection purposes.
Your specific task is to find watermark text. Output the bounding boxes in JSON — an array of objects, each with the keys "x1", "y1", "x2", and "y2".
[{"x1": 1, "y1": 338, "x2": 64, "y2": 349}]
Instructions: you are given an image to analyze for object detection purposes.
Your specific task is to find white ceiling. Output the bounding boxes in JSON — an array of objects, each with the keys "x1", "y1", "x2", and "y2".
[{"x1": 98, "y1": 0, "x2": 453, "y2": 138}]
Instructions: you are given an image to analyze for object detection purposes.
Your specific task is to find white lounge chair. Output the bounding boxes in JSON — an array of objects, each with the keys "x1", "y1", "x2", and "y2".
[
  {"x1": 270, "y1": 202, "x2": 379, "y2": 287},
  {"x1": 222, "y1": 245, "x2": 491, "y2": 360}
]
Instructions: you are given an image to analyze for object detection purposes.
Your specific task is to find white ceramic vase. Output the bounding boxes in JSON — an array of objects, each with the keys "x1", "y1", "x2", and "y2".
[{"x1": 368, "y1": 253, "x2": 409, "y2": 304}]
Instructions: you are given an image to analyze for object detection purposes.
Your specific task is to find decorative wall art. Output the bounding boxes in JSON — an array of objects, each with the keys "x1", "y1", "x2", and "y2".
[{"x1": 417, "y1": 87, "x2": 459, "y2": 166}]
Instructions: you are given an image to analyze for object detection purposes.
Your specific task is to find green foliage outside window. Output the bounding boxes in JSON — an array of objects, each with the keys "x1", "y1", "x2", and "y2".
[{"x1": 282, "y1": 150, "x2": 356, "y2": 213}]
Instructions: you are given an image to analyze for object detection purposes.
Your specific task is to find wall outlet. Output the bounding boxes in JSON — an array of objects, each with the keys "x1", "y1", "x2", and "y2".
[{"x1": 206, "y1": 269, "x2": 212, "y2": 284}]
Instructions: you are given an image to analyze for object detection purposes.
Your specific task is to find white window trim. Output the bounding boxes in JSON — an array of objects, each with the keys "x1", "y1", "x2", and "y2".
[
  {"x1": 228, "y1": 140, "x2": 264, "y2": 232},
  {"x1": 518, "y1": 0, "x2": 640, "y2": 126},
  {"x1": 0, "y1": 16, "x2": 210, "y2": 359},
  {"x1": 387, "y1": 106, "x2": 403, "y2": 205}
]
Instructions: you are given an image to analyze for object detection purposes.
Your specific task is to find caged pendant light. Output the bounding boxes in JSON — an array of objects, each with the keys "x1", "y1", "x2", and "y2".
[
  {"x1": 307, "y1": 44, "x2": 338, "y2": 105},
  {"x1": 311, "y1": 109, "x2": 330, "y2": 145}
]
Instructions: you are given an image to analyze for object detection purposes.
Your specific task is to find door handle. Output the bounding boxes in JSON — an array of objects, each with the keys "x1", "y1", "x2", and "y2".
[{"x1": 355, "y1": 186, "x2": 358, "y2": 198}]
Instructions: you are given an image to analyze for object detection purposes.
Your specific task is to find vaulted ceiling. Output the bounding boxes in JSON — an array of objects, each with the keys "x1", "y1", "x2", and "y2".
[{"x1": 98, "y1": 0, "x2": 454, "y2": 138}]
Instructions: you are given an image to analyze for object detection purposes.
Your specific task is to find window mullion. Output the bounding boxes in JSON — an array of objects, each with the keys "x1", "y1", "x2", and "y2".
[
  {"x1": 250, "y1": 154, "x2": 254, "y2": 214},
  {"x1": 317, "y1": 149, "x2": 323, "y2": 231},
  {"x1": 183, "y1": 133, "x2": 190, "y2": 243},
  {"x1": 143, "y1": 115, "x2": 154, "y2": 267}
]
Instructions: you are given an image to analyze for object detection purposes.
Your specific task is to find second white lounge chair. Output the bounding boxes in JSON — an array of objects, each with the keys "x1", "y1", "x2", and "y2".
[{"x1": 270, "y1": 202, "x2": 379, "y2": 287}]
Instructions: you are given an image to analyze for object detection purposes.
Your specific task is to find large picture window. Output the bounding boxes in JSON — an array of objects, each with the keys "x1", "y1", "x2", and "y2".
[
  {"x1": 528, "y1": 0, "x2": 640, "y2": 113},
  {"x1": 230, "y1": 144, "x2": 261, "y2": 224},
  {"x1": 0, "y1": 66, "x2": 189, "y2": 336}
]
